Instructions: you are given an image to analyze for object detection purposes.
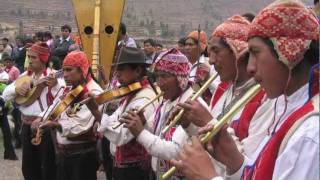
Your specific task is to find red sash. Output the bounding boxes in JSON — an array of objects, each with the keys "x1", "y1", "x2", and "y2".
[
  {"x1": 210, "y1": 82, "x2": 231, "y2": 109},
  {"x1": 230, "y1": 89, "x2": 265, "y2": 141},
  {"x1": 241, "y1": 100, "x2": 315, "y2": 180}
]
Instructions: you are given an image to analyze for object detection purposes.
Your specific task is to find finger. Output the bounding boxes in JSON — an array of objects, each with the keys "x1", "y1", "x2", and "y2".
[
  {"x1": 170, "y1": 159, "x2": 183, "y2": 169},
  {"x1": 177, "y1": 149, "x2": 188, "y2": 161},
  {"x1": 190, "y1": 136, "x2": 203, "y2": 149},
  {"x1": 126, "y1": 110, "x2": 138, "y2": 117},
  {"x1": 118, "y1": 118, "x2": 132, "y2": 124},
  {"x1": 198, "y1": 124, "x2": 214, "y2": 135},
  {"x1": 178, "y1": 102, "x2": 193, "y2": 110}
]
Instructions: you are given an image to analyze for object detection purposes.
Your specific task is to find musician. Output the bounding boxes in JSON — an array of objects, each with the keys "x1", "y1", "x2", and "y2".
[
  {"x1": 38, "y1": 51, "x2": 103, "y2": 180},
  {"x1": 92, "y1": 47, "x2": 159, "y2": 180},
  {"x1": 178, "y1": 15, "x2": 275, "y2": 159},
  {"x1": 2, "y1": 42, "x2": 63, "y2": 180},
  {"x1": 171, "y1": 0, "x2": 319, "y2": 179},
  {"x1": 120, "y1": 48, "x2": 209, "y2": 179},
  {"x1": 185, "y1": 30, "x2": 215, "y2": 103}
]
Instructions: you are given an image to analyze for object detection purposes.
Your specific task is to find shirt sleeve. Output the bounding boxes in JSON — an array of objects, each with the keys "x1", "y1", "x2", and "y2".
[
  {"x1": 100, "y1": 97, "x2": 156, "y2": 146},
  {"x1": 2, "y1": 80, "x2": 16, "y2": 101},
  {"x1": 272, "y1": 115, "x2": 319, "y2": 180},
  {"x1": 137, "y1": 125, "x2": 189, "y2": 160},
  {"x1": 59, "y1": 87, "x2": 103, "y2": 137}
]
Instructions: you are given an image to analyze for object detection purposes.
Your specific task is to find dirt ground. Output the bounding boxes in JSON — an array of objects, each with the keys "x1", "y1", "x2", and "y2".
[{"x1": 0, "y1": 133, "x2": 106, "y2": 180}]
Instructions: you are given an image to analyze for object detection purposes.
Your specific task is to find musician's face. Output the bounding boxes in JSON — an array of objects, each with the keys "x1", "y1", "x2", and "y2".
[
  {"x1": 116, "y1": 64, "x2": 141, "y2": 86},
  {"x1": 208, "y1": 37, "x2": 237, "y2": 82},
  {"x1": 184, "y1": 38, "x2": 199, "y2": 62},
  {"x1": 247, "y1": 37, "x2": 288, "y2": 99},
  {"x1": 155, "y1": 70, "x2": 181, "y2": 100},
  {"x1": 28, "y1": 50, "x2": 45, "y2": 72},
  {"x1": 63, "y1": 66, "x2": 83, "y2": 86}
]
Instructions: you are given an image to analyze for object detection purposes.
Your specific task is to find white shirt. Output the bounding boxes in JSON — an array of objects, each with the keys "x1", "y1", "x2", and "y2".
[
  {"x1": 2, "y1": 68, "x2": 65, "y2": 116},
  {"x1": 136, "y1": 87, "x2": 209, "y2": 172},
  {"x1": 0, "y1": 71, "x2": 9, "y2": 81},
  {"x1": 227, "y1": 84, "x2": 319, "y2": 180},
  {"x1": 189, "y1": 56, "x2": 220, "y2": 94},
  {"x1": 42, "y1": 79, "x2": 103, "y2": 145},
  {"x1": 98, "y1": 86, "x2": 159, "y2": 155}
]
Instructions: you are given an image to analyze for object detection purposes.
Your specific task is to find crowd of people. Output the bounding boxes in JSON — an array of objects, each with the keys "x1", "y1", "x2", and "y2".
[{"x1": 0, "y1": 0, "x2": 319, "y2": 180}]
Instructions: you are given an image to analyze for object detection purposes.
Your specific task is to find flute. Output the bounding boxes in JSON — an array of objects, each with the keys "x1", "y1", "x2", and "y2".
[
  {"x1": 112, "y1": 92, "x2": 164, "y2": 129},
  {"x1": 161, "y1": 84, "x2": 261, "y2": 180}
]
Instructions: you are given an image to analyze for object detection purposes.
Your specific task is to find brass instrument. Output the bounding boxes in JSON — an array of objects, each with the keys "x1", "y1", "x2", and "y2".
[
  {"x1": 161, "y1": 84, "x2": 262, "y2": 180},
  {"x1": 112, "y1": 92, "x2": 164, "y2": 129},
  {"x1": 161, "y1": 73, "x2": 218, "y2": 134}
]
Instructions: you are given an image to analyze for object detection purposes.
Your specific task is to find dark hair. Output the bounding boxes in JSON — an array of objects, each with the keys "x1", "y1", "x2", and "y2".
[
  {"x1": 1, "y1": 52, "x2": 13, "y2": 61},
  {"x1": 219, "y1": 37, "x2": 233, "y2": 52},
  {"x1": 315, "y1": 0, "x2": 319, "y2": 5},
  {"x1": 119, "y1": 22, "x2": 126, "y2": 35},
  {"x1": 1, "y1": 37, "x2": 9, "y2": 42},
  {"x1": 144, "y1": 39, "x2": 156, "y2": 47},
  {"x1": 178, "y1": 37, "x2": 186, "y2": 45},
  {"x1": 44, "y1": 31, "x2": 52, "y2": 39},
  {"x1": 242, "y1": 13, "x2": 255, "y2": 22},
  {"x1": 155, "y1": 43, "x2": 163, "y2": 48},
  {"x1": 61, "y1": 24, "x2": 72, "y2": 33},
  {"x1": 118, "y1": 63, "x2": 147, "y2": 77}
]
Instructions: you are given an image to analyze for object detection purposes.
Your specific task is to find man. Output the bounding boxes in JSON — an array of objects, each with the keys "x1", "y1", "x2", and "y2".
[
  {"x1": 0, "y1": 56, "x2": 17, "y2": 160},
  {"x1": 184, "y1": 31, "x2": 214, "y2": 103},
  {"x1": 155, "y1": 43, "x2": 164, "y2": 53},
  {"x1": 39, "y1": 51, "x2": 103, "y2": 180},
  {"x1": 2, "y1": 52, "x2": 22, "y2": 148},
  {"x1": 2, "y1": 53, "x2": 20, "y2": 83},
  {"x1": 1, "y1": 37, "x2": 12, "y2": 57},
  {"x1": 92, "y1": 47, "x2": 159, "y2": 180},
  {"x1": 120, "y1": 48, "x2": 208, "y2": 179},
  {"x1": 3, "y1": 42, "x2": 63, "y2": 180},
  {"x1": 13, "y1": 36, "x2": 27, "y2": 73},
  {"x1": 177, "y1": 37, "x2": 186, "y2": 54},
  {"x1": 52, "y1": 25, "x2": 75, "y2": 69},
  {"x1": 171, "y1": 1, "x2": 319, "y2": 179},
  {"x1": 143, "y1": 39, "x2": 159, "y2": 65},
  {"x1": 117, "y1": 22, "x2": 137, "y2": 49}
]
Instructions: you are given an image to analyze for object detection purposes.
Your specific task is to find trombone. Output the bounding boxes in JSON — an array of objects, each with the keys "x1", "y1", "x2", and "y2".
[
  {"x1": 112, "y1": 92, "x2": 164, "y2": 129},
  {"x1": 161, "y1": 84, "x2": 262, "y2": 180},
  {"x1": 161, "y1": 73, "x2": 218, "y2": 134}
]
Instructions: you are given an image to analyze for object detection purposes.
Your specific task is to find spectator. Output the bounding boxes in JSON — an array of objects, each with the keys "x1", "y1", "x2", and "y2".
[
  {"x1": 143, "y1": 38, "x2": 159, "y2": 65},
  {"x1": 1, "y1": 38, "x2": 12, "y2": 57},
  {"x1": 52, "y1": 24, "x2": 75, "y2": 69}
]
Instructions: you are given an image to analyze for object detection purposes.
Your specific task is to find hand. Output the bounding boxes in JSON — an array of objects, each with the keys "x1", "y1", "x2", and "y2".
[
  {"x1": 170, "y1": 136, "x2": 218, "y2": 180},
  {"x1": 92, "y1": 121, "x2": 100, "y2": 137},
  {"x1": 39, "y1": 121, "x2": 61, "y2": 131},
  {"x1": 85, "y1": 92, "x2": 101, "y2": 121},
  {"x1": 98, "y1": 65, "x2": 108, "y2": 84},
  {"x1": 199, "y1": 124, "x2": 244, "y2": 174},
  {"x1": 15, "y1": 82, "x2": 30, "y2": 96},
  {"x1": 119, "y1": 109, "x2": 146, "y2": 137},
  {"x1": 31, "y1": 117, "x2": 42, "y2": 132},
  {"x1": 178, "y1": 99, "x2": 213, "y2": 128},
  {"x1": 44, "y1": 74, "x2": 58, "y2": 88}
]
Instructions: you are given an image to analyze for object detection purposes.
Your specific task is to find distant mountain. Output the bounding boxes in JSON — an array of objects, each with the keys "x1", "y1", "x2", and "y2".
[{"x1": 0, "y1": 0, "x2": 314, "y2": 42}]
